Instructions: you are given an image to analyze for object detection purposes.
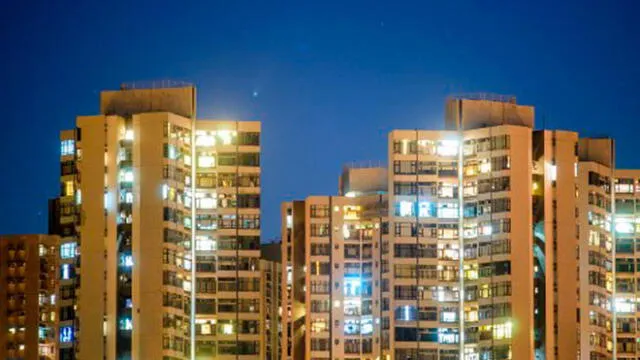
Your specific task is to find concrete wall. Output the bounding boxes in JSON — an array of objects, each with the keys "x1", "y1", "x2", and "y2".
[{"x1": 445, "y1": 98, "x2": 534, "y2": 131}]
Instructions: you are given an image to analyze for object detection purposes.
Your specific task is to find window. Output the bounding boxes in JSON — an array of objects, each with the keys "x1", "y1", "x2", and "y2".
[
  {"x1": 197, "y1": 197, "x2": 216, "y2": 209},
  {"x1": 119, "y1": 317, "x2": 133, "y2": 330},
  {"x1": 120, "y1": 170, "x2": 133, "y2": 183},
  {"x1": 59, "y1": 326, "x2": 74, "y2": 342},
  {"x1": 437, "y1": 203, "x2": 458, "y2": 218},
  {"x1": 311, "y1": 318, "x2": 328, "y2": 333},
  {"x1": 437, "y1": 140, "x2": 458, "y2": 156},
  {"x1": 198, "y1": 154, "x2": 215, "y2": 168},
  {"x1": 196, "y1": 133, "x2": 216, "y2": 147},
  {"x1": 396, "y1": 201, "x2": 414, "y2": 217},
  {"x1": 61, "y1": 140, "x2": 75, "y2": 156},
  {"x1": 61, "y1": 264, "x2": 74, "y2": 280},
  {"x1": 196, "y1": 236, "x2": 216, "y2": 251},
  {"x1": 64, "y1": 181, "x2": 74, "y2": 197},
  {"x1": 124, "y1": 129, "x2": 134, "y2": 141},
  {"x1": 119, "y1": 254, "x2": 133, "y2": 267},
  {"x1": 60, "y1": 243, "x2": 76, "y2": 259},
  {"x1": 493, "y1": 322, "x2": 513, "y2": 340},
  {"x1": 344, "y1": 319, "x2": 360, "y2": 335}
]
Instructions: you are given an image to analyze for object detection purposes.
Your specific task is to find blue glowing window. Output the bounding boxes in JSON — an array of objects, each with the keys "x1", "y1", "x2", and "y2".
[
  {"x1": 119, "y1": 318, "x2": 133, "y2": 331},
  {"x1": 60, "y1": 243, "x2": 77, "y2": 259},
  {"x1": 61, "y1": 264, "x2": 73, "y2": 280},
  {"x1": 60, "y1": 326, "x2": 74, "y2": 342},
  {"x1": 120, "y1": 254, "x2": 133, "y2": 267},
  {"x1": 61, "y1": 140, "x2": 75, "y2": 156}
]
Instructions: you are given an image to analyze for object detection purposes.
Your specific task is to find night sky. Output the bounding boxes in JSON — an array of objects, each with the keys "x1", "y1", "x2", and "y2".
[{"x1": 2, "y1": 1, "x2": 640, "y2": 240}]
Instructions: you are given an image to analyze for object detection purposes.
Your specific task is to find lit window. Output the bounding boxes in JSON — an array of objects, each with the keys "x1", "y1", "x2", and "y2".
[
  {"x1": 615, "y1": 298, "x2": 635, "y2": 313},
  {"x1": 344, "y1": 319, "x2": 360, "y2": 335},
  {"x1": 438, "y1": 330, "x2": 459, "y2": 344},
  {"x1": 39, "y1": 245, "x2": 46, "y2": 257},
  {"x1": 60, "y1": 243, "x2": 77, "y2": 259},
  {"x1": 61, "y1": 140, "x2": 75, "y2": 156},
  {"x1": 59, "y1": 326, "x2": 74, "y2": 343},
  {"x1": 184, "y1": 155, "x2": 192, "y2": 166},
  {"x1": 437, "y1": 203, "x2": 459, "y2": 218},
  {"x1": 493, "y1": 322, "x2": 512, "y2": 340},
  {"x1": 65, "y1": 181, "x2": 74, "y2": 197},
  {"x1": 119, "y1": 318, "x2": 133, "y2": 331},
  {"x1": 50, "y1": 295, "x2": 56, "y2": 305},
  {"x1": 344, "y1": 277, "x2": 362, "y2": 297},
  {"x1": 119, "y1": 254, "x2": 133, "y2": 267},
  {"x1": 201, "y1": 324, "x2": 212, "y2": 335},
  {"x1": 196, "y1": 134, "x2": 215, "y2": 147},
  {"x1": 361, "y1": 318, "x2": 373, "y2": 335},
  {"x1": 162, "y1": 184, "x2": 169, "y2": 200},
  {"x1": 342, "y1": 224, "x2": 350, "y2": 239},
  {"x1": 61, "y1": 264, "x2": 72, "y2": 280},
  {"x1": 217, "y1": 130, "x2": 235, "y2": 145},
  {"x1": 221, "y1": 323, "x2": 234, "y2": 335},
  {"x1": 615, "y1": 222, "x2": 633, "y2": 234},
  {"x1": 198, "y1": 155, "x2": 215, "y2": 168},
  {"x1": 548, "y1": 164, "x2": 557, "y2": 182},
  {"x1": 398, "y1": 201, "x2": 413, "y2": 217},
  {"x1": 286, "y1": 214, "x2": 292, "y2": 229},
  {"x1": 437, "y1": 140, "x2": 459, "y2": 156},
  {"x1": 120, "y1": 170, "x2": 134, "y2": 183},
  {"x1": 125, "y1": 192, "x2": 133, "y2": 204},
  {"x1": 441, "y1": 311, "x2": 457, "y2": 322},
  {"x1": 183, "y1": 281, "x2": 191, "y2": 292},
  {"x1": 344, "y1": 299, "x2": 362, "y2": 316},
  {"x1": 196, "y1": 236, "x2": 216, "y2": 251},
  {"x1": 124, "y1": 129, "x2": 134, "y2": 141},
  {"x1": 75, "y1": 190, "x2": 82, "y2": 205},
  {"x1": 197, "y1": 197, "x2": 216, "y2": 209},
  {"x1": 166, "y1": 144, "x2": 177, "y2": 160},
  {"x1": 439, "y1": 184, "x2": 455, "y2": 198},
  {"x1": 418, "y1": 201, "x2": 433, "y2": 217},
  {"x1": 479, "y1": 159, "x2": 491, "y2": 173},
  {"x1": 343, "y1": 205, "x2": 361, "y2": 220}
]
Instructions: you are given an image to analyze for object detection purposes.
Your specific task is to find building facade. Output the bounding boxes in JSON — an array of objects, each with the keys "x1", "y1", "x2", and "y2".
[
  {"x1": 0, "y1": 234, "x2": 60, "y2": 360},
  {"x1": 282, "y1": 166, "x2": 388, "y2": 360},
  {"x1": 261, "y1": 242, "x2": 283, "y2": 360},
  {"x1": 280, "y1": 95, "x2": 618, "y2": 360},
  {"x1": 52, "y1": 84, "x2": 264, "y2": 359}
]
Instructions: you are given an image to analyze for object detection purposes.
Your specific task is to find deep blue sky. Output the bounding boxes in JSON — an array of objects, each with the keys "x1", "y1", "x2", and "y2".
[{"x1": 2, "y1": 1, "x2": 639, "y2": 239}]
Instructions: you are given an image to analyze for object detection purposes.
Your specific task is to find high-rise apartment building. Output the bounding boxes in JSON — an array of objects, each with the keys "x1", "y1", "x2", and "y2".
[
  {"x1": 53, "y1": 83, "x2": 263, "y2": 359},
  {"x1": 261, "y1": 242, "x2": 283, "y2": 360},
  {"x1": 281, "y1": 95, "x2": 601, "y2": 360},
  {"x1": 282, "y1": 165, "x2": 388, "y2": 360},
  {"x1": 575, "y1": 137, "x2": 640, "y2": 359},
  {"x1": 0, "y1": 234, "x2": 60, "y2": 360}
]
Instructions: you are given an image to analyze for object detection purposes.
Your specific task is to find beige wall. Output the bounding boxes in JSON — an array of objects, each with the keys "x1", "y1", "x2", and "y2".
[
  {"x1": 100, "y1": 86, "x2": 196, "y2": 119},
  {"x1": 445, "y1": 97, "x2": 534, "y2": 131},
  {"x1": 77, "y1": 115, "x2": 109, "y2": 360},
  {"x1": 132, "y1": 113, "x2": 171, "y2": 359}
]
